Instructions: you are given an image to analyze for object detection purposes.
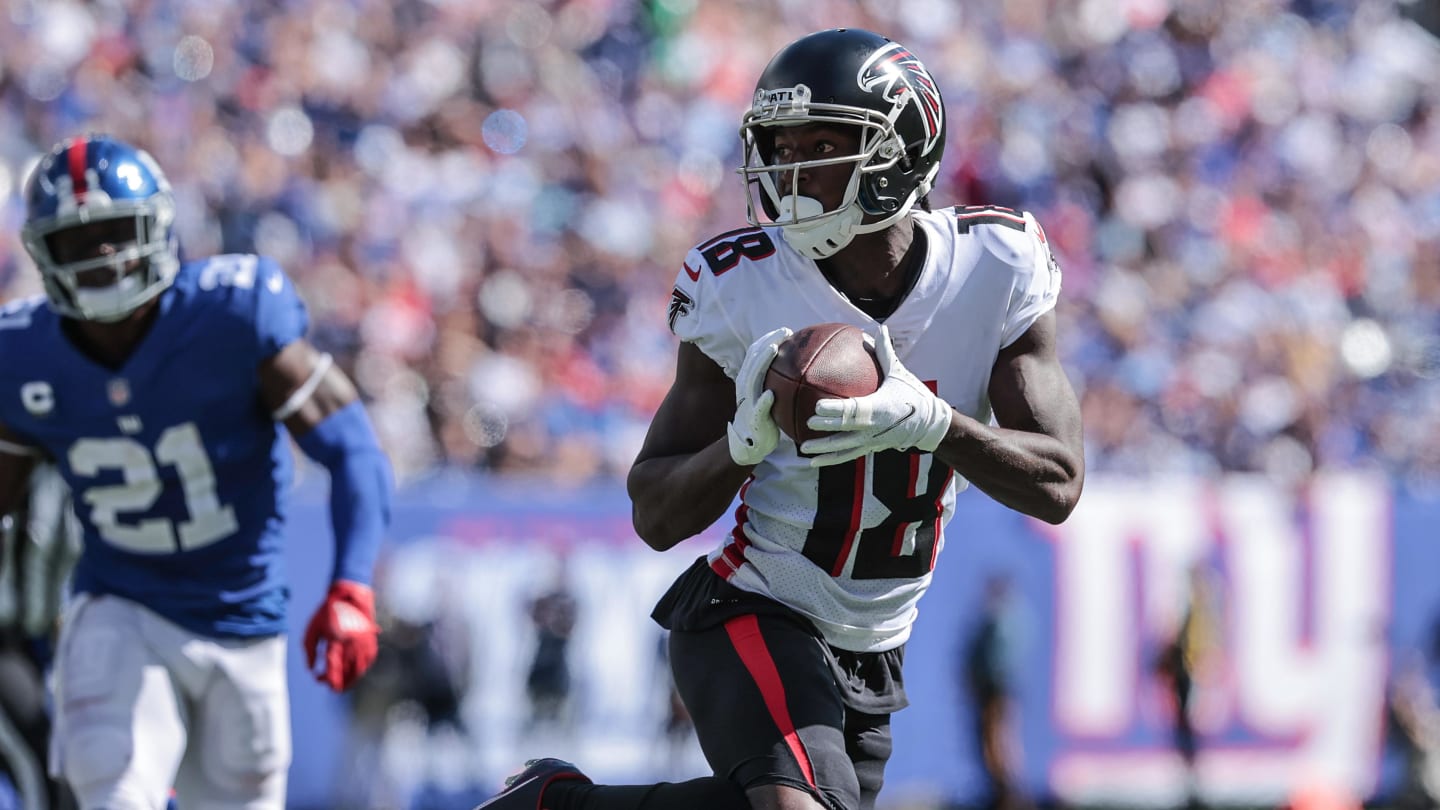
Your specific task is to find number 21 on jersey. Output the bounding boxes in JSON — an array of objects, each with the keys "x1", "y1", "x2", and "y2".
[{"x1": 69, "y1": 422, "x2": 238, "y2": 554}]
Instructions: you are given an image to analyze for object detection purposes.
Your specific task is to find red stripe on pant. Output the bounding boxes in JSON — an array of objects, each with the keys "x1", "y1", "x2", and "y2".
[{"x1": 723, "y1": 615, "x2": 819, "y2": 790}]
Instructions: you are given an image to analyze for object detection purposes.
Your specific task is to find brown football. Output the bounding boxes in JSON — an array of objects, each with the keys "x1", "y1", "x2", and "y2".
[{"x1": 764, "y1": 323, "x2": 882, "y2": 452}]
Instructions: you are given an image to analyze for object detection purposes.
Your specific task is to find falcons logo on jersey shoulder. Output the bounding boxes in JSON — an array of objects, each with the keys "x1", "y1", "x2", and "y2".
[
  {"x1": 857, "y1": 42, "x2": 943, "y2": 157},
  {"x1": 667, "y1": 286, "x2": 695, "y2": 333}
]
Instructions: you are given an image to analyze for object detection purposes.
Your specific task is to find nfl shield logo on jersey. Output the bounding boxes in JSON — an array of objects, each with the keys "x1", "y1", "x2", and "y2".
[{"x1": 108, "y1": 378, "x2": 131, "y2": 407}]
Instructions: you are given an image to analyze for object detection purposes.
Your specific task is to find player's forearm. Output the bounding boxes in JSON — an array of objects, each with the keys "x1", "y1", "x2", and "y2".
[
  {"x1": 293, "y1": 401, "x2": 393, "y2": 583},
  {"x1": 931, "y1": 413, "x2": 1084, "y2": 524},
  {"x1": 628, "y1": 438, "x2": 753, "y2": 551}
]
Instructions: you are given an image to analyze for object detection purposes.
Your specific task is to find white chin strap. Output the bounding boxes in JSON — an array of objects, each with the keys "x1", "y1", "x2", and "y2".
[
  {"x1": 776, "y1": 165, "x2": 938, "y2": 261},
  {"x1": 778, "y1": 196, "x2": 864, "y2": 260}
]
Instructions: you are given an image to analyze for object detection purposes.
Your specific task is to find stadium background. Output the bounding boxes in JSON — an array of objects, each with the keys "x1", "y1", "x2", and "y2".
[{"x1": 2, "y1": 0, "x2": 1440, "y2": 808}]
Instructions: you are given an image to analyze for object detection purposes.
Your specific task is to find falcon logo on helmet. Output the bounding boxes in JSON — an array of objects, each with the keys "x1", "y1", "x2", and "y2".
[{"x1": 857, "y1": 43, "x2": 944, "y2": 157}]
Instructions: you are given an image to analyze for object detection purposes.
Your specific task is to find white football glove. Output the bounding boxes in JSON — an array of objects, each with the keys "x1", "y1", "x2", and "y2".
[
  {"x1": 727, "y1": 326, "x2": 792, "y2": 467},
  {"x1": 800, "y1": 325, "x2": 952, "y2": 466}
]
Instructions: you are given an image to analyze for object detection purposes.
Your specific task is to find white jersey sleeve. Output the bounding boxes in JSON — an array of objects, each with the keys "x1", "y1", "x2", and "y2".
[
  {"x1": 980, "y1": 210, "x2": 1062, "y2": 348},
  {"x1": 668, "y1": 243, "x2": 747, "y2": 378}
]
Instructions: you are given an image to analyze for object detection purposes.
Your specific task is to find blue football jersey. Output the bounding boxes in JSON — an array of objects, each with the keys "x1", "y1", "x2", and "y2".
[{"x1": 0, "y1": 254, "x2": 308, "y2": 637}]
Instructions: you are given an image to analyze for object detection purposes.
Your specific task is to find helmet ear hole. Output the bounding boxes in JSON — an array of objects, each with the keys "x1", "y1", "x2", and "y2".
[{"x1": 901, "y1": 141, "x2": 919, "y2": 172}]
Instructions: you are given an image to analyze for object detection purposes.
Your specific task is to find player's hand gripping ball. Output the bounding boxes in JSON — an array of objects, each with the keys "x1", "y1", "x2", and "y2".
[
  {"x1": 764, "y1": 323, "x2": 882, "y2": 454},
  {"x1": 728, "y1": 326, "x2": 793, "y2": 466},
  {"x1": 801, "y1": 324, "x2": 955, "y2": 465}
]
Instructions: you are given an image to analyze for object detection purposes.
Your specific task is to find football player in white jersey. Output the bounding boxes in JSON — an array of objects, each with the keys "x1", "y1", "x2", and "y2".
[{"x1": 476, "y1": 27, "x2": 1084, "y2": 810}]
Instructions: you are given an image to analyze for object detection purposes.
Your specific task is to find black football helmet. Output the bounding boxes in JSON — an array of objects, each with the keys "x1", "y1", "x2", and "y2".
[{"x1": 740, "y1": 28, "x2": 947, "y2": 259}]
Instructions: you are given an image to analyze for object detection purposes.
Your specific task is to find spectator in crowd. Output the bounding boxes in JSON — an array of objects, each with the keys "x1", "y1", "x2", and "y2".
[
  {"x1": 0, "y1": 1, "x2": 1435, "y2": 488},
  {"x1": 525, "y1": 562, "x2": 579, "y2": 734},
  {"x1": 1155, "y1": 564, "x2": 1222, "y2": 810},
  {"x1": 964, "y1": 575, "x2": 1032, "y2": 810},
  {"x1": 341, "y1": 565, "x2": 476, "y2": 809},
  {"x1": 651, "y1": 629, "x2": 697, "y2": 780},
  {"x1": 1387, "y1": 651, "x2": 1440, "y2": 810}
]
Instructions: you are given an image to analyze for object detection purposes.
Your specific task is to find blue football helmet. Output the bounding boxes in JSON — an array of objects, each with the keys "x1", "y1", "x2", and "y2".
[{"x1": 21, "y1": 135, "x2": 179, "y2": 322}]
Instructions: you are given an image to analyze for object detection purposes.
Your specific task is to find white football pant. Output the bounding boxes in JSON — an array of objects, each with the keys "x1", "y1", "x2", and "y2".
[{"x1": 51, "y1": 595, "x2": 291, "y2": 810}]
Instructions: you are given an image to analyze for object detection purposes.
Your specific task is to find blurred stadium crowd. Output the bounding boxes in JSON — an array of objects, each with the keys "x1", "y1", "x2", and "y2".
[{"x1": 1, "y1": 0, "x2": 1438, "y2": 488}]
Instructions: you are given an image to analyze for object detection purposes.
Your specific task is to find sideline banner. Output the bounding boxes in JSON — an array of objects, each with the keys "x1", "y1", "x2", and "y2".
[{"x1": 283, "y1": 473, "x2": 1430, "y2": 808}]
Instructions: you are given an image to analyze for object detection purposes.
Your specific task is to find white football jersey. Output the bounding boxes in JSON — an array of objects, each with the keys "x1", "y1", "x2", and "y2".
[{"x1": 667, "y1": 206, "x2": 1062, "y2": 653}]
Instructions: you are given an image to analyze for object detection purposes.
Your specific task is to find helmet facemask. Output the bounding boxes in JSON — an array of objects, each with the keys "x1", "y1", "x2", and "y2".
[
  {"x1": 21, "y1": 193, "x2": 179, "y2": 323},
  {"x1": 738, "y1": 31, "x2": 947, "y2": 260},
  {"x1": 739, "y1": 87, "x2": 939, "y2": 260}
]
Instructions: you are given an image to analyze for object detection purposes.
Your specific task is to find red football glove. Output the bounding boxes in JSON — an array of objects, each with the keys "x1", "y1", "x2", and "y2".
[{"x1": 304, "y1": 580, "x2": 380, "y2": 692}]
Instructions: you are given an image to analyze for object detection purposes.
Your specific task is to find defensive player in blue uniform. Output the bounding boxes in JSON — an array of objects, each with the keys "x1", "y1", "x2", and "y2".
[{"x1": 0, "y1": 135, "x2": 393, "y2": 809}]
